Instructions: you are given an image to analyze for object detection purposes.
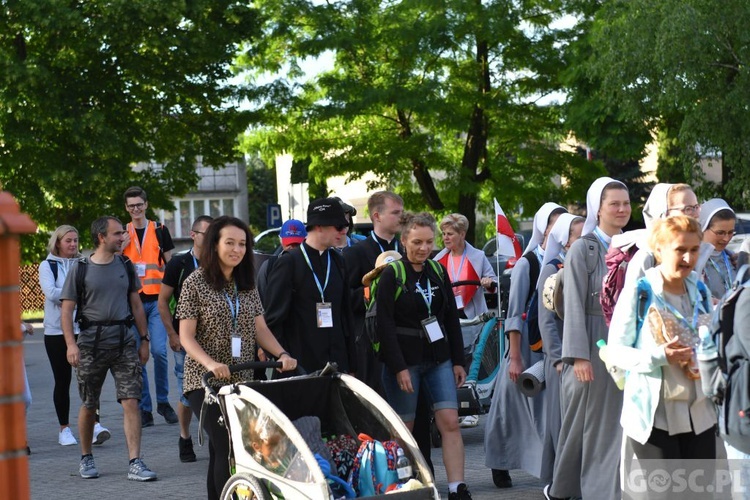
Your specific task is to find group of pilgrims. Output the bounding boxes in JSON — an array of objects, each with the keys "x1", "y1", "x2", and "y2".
[{"x1": 480, "y1": 176, "x2": 746, "y2": 500}]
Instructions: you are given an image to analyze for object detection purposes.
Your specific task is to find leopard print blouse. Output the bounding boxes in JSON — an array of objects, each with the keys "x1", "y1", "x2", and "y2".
[{"x1": 177, "y1": 268, "x2": 263, "y2": 394}]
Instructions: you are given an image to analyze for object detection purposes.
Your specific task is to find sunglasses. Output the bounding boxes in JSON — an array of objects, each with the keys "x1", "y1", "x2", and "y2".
[{"x1": 334, "y1": 224, "x2": 348, "y2": 232}]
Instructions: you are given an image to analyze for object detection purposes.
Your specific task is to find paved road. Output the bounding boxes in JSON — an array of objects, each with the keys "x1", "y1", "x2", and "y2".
[{"x1": 23, "y1": 324, "x2": 546, "y2": 499}]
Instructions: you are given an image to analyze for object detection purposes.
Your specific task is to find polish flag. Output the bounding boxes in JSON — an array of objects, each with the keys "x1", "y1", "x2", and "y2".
[{"x1": 494, "y1": 199, "x2": 521, "y2": 258}]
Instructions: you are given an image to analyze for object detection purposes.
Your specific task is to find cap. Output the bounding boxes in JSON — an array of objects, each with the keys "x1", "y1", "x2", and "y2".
[
  {"x1": 280, "y1": 219, "x2": 307, "y2": 246},
  {"x1": 306, "y1": 198, "x2": 349, "y2": 229}
]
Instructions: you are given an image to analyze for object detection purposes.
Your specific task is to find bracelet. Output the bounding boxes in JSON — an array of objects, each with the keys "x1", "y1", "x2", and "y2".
[{"x1": 277, "y1": 351, "x2": 290, "y2": 359}]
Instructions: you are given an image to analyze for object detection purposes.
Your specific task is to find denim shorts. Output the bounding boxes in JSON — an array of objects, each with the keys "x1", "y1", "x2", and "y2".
[
  {"x1": 173, "y1": 349, "x2": 190, "y2": 407},
  {"x1": 382, "y1": 360, "x2": 458, "y2": 422}
]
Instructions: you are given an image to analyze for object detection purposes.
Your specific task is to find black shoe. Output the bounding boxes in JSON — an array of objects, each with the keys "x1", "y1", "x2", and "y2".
[
  {"x1": 179, "y1": 436, "x2": 197, "y2": 463},
  {"x1": 448, "y1": 483, "x2": 473, "y2": 500},
  {"x1": 157, "y1": 403, "x2": 178, "y2": 424},
  {"x1": 492, "y1": 469, "x2": 512, "y2": 488},
  {"x1": 141, "y1": 410, "x2": 154, "y2": 428}
]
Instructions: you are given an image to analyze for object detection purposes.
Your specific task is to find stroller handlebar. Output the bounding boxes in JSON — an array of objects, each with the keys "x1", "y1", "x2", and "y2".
[
  {"x1": 201, "y1": 361, "x2": 283, "y2": 394},
  {"x1": 450, "y1": 279, "x2": 498, "y2": 288}
]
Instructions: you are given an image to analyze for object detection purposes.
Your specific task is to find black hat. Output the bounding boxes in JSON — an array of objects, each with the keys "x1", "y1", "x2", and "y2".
[{"x1": 306, "y1": 198, "x2": 349, "y2": 229}]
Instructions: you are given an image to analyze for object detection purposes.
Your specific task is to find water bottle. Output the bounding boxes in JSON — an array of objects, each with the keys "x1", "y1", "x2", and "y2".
[
  {"x1": 395, "y1": 447, "x2": 412, "y2": 482},
  {"x1": 596, "y1": 339, "x2": 626, "y2": 390},
  {"x1": 695, "y1": 325, "x2": 718, "y2": 361}
]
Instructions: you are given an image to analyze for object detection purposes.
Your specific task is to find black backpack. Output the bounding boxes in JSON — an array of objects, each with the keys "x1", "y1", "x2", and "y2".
[
  {"x1": 709, "y1": 264, "x2": 750, "y2": 453},
  {"x1": 520, "y1": 251, "x2": 542, "y2": 352}
]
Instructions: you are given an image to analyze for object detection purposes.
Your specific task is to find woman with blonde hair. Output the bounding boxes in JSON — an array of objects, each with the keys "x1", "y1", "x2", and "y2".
[
  {"x1": 609, "y1": 216, "x2": 715, "y2": 491},
  {"x1": 39, "y1": 225, "x2": 110, "y2": 446}
]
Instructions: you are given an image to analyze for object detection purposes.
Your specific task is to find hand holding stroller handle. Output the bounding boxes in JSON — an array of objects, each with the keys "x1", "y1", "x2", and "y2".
[{"x1": 201, "y1": 361, "x2": 284, "y2": 392}]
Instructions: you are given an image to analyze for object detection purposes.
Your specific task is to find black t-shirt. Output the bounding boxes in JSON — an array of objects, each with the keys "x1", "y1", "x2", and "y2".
[{"x1": 161, "y1": 249, "x2": 198, "y2": 333}]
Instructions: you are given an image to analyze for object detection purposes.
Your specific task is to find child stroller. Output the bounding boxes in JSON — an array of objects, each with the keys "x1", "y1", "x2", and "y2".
[
  {"x1": 431, "y1": 280, "x2": 504, "y2": 446},
  {"x1": 200, "y1": 361, "x2": 440, "y2": 499}
]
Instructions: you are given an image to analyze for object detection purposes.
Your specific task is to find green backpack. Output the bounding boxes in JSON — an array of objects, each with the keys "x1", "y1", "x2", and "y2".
[{"x1": 363, "y1": 260, "x2": 444, "y2": 352}]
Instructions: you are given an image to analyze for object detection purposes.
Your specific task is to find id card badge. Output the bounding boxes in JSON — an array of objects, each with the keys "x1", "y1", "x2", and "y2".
[
  {"x1": 421, "y1": 316, "x2": 444, "y2": 343},
  {"x1": 455, "y1": 294, "x2": 465, "y2": 310},
  {"x1": 232, "y1": 336, "x2": 242, "y2": 358},
  {"x1": 316, "y1": 302, "x2": 333, "y2": 328},
  {"x1": 135, "y1": 262, "x2": 147, "y2": 277}
]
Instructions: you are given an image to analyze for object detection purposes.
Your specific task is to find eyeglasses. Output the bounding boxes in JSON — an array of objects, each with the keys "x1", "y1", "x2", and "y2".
[
  {"x1": 192, "y1": 230, "x2": 204, "y2": 235},
  {"x1": 668, "y1": 204, "x2": 701, "y2": 215},
  {"x1": 126, "y1": 203, "x2": 145, "y2": 211},
  {"x1": 708, "y1": 228, "x2": 736, "y2": 238}
]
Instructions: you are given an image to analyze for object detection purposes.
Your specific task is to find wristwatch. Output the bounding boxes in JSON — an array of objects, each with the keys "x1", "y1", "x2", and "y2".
[{"x1": 140, "y1": 334, "x2": 151, "y2": 342}]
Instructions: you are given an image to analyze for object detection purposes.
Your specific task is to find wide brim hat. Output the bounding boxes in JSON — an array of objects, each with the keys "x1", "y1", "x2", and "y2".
[{"x1": 362, "y1": 250, "x2": 403, "y2": 286}]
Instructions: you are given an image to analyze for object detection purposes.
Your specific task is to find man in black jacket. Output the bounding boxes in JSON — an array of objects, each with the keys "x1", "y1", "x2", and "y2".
[
  {"x1": 342, "y1": 191, "x2": 404, "y2": 391},
  {"x1": 264, "y1": 198, "x2": 357, "y2": 374}
]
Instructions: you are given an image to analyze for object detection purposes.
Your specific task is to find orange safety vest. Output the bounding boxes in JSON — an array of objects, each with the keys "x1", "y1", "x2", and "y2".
[{"x1": 123, "y1": 220, "x2": 164, "y2": 295}]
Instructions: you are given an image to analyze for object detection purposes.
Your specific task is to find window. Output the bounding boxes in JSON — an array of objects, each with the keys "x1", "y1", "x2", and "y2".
[{"x1": 160, "y1": 197, "x2": 237, "y2": 238}]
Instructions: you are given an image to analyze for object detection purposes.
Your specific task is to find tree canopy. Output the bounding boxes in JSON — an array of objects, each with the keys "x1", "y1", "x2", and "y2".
[
  {"x1": 588, "y1": 0, "x2": 750, "y2": 209},
  {"x1": 241, "y1": 0, "x2": 605, "y2": 243},
  {"x1": 0, "y1": 0, "x2": 258, "y2": 258}
]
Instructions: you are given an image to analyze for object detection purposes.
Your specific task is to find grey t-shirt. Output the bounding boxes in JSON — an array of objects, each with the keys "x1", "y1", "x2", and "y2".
[{"x1": 61, "y1": 257, "x2": 141, "y2": 348}]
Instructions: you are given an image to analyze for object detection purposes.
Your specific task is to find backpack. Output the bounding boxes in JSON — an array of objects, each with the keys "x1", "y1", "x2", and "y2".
[
  {"x1": 363, "y1": 260, "x2": 445, "y2": 352},
  {"x1": 46, "y1": 259, "x2": 59, "y2": 282},
  {"x1": 710, "y1": 264, "x2": 750, "y2": 453},
  {"x1": 541, "y1": 234, "x2": 600, "y2": 323},
  {"x1": 348, "y1": 433, "x2": 403, "y2": 496},
  {"x1": 519, "y1": 252, "x2": 543, "y2": 352},
  {"x1": 601, "y1": 242, "x2": 639, "y2": 327},
  {"x1": 74, "y1": 255, "x2": 137, "y2": 356}
]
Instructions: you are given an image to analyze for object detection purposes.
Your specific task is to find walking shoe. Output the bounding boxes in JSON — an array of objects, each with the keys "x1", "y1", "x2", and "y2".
[
  {"x1": 79, "y1": 455, "x2": 99, "y2": 479},
  {"x1": 92, "y1": 423, "x2": 111, "y2": 445},
  {"x1": 179, "y1": 436, "x2": 197, "y2": 463},
  {"x1": 459, "y1": 414, "x2": 479, "y2": 428},
  {"x1": 448, "y1": 483, "x2": 473, "y2": 500},
  {"x1": 492, "y1": 469, "x2": 512, "y2": 488},
  {"x1": 59, "y1": 427, "x2": 78, "y2": 446},
  {"x1": 141, "y1": 410, "x2": 154, "y2": 428},
  {"x1": 157, "y1": 402, "x2": 179, "y2": 424},
  {"x1": 127, "y1": 458, "x2": 158, "y2": 481}
]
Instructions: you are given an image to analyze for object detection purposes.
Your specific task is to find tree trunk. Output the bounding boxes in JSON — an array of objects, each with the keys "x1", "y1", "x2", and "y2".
[{"x1": 458, "y1": 38, "x2": 491, "y2": 245}]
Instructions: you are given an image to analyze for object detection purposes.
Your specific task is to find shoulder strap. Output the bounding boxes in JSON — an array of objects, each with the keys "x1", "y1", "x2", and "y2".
[
  {"x1": 635, "y1": 277, "x2": 653, "y2": 346},
  {"x1": 390, "y1": 260, "x2": 407, "y2": 301},
  {"x1": 426, "y1": 259, "x2": 444, "y2": 280},
  {"x1": 75, "y1": 258, "x2": 88, "y2": 325},
  {"x1": 581, "y1": 234, "x2": 600, "y2": 275},
  {"x1": 522, "y1": 252, "x2": 541, "y2": 306},
  {"x1": 46, "y1": 259, "x2": 59, "y2": 282},
  {"x1": 154, "y1": 221, "x2": 165, "y2": 266},
  {"x1": 696, "y1": 280, "x2": 711, "y2": 313}
]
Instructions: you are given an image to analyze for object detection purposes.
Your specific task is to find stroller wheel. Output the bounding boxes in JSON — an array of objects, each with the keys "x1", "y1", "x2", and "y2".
[{"x1": 221, "y1": 472, "x2": 271, "y2": 500}]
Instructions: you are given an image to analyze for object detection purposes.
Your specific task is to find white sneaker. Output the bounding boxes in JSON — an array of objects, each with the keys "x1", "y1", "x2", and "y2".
[
  {"x1": 58, "y1": 427, "x2": 78, "y2": 446},
  {"x1": 92, "y1": 423, "x2": 111, "y2": 445},
  {"x1": 459, "y1": 414, "x2": 479, "y2": 428}
]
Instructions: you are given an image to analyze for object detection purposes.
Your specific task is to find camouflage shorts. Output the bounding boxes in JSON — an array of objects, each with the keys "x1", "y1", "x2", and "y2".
[{"x1": 76, "y1": 345, "x2": 142, "y2": 409}]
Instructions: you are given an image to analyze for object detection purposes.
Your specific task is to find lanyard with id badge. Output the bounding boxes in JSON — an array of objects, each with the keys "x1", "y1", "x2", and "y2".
[
  {"x1": 225, "y1": 282, "x2": 242, "y2": 359},
  {"x1": 301, "y1": 245, "x2": 334, "y2": 328},
  {"x1": 416, "y1": 277, "x2": 444, "y2": 343},
  {"x1": 129, "y1": 222, "x2": 150, "y2": 277}
]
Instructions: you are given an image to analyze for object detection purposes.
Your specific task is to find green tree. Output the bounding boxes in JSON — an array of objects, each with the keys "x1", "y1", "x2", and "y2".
[
  {"x1": 0, "y1": 0, "x2": 258, "y2": 260},
  {"x1": 241, "y1": 0, "x2": 603, "y2": 244},
  {"x1": 589, "y1": 0, "x2": 750, "y2": 210}
]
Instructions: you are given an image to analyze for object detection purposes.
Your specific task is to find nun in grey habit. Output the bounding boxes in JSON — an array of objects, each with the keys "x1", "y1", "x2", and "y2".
[
  {"x1": 536, "y1": 213, "x2": 585, "y2": 489},
  {"x1": 484, "y1": 202, "x2": 565, "y2": 485},
  {"x1": 551, "y1": 177, "x2": 629, "y2": 500}
]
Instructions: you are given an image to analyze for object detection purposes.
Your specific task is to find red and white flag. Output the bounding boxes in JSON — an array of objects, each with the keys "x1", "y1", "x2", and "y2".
[{"x1": 494, "y1": 199, "x2": 522, "y2": 258}]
